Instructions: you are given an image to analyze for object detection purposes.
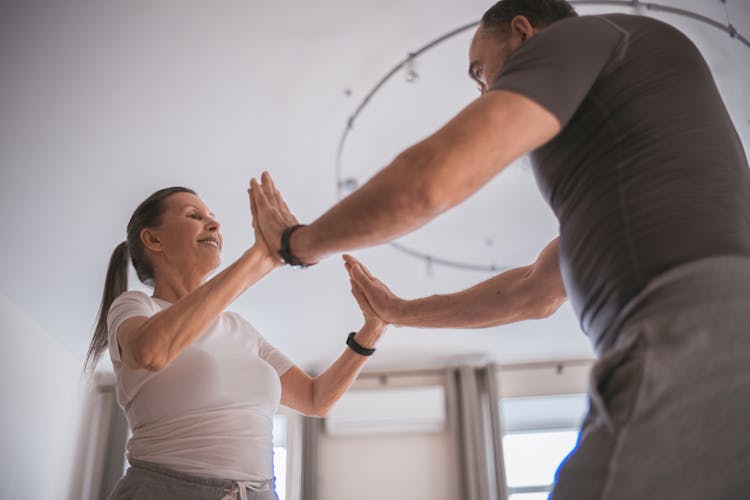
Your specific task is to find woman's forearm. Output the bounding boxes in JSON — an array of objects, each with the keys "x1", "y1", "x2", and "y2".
[
  {"x1": 129, "y1": 246, "x2": 277, "y2": 370},
  {"x1": 308, "y1": 322, "x2": 386, "y2": 416}
]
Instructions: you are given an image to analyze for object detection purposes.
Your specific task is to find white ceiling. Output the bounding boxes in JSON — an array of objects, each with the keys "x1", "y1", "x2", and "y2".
[{"x1": 1, "y1": 0, "x2": 748, "y2": 373}]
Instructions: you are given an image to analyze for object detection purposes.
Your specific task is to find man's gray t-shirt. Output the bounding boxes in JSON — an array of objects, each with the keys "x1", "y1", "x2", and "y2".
[{"x1": 491, "y1": 14, "x2": 750, "y2": 350}]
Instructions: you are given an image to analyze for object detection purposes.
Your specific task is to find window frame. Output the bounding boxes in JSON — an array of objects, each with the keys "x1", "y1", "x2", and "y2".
[{"x1": 496, "y1": 360, "x2": 593, "y2": 498}]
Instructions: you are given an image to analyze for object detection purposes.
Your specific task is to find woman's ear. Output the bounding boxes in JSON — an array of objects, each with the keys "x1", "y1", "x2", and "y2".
[{"x1": 140, "y1": 228, "x2": 162, "y2": 253}]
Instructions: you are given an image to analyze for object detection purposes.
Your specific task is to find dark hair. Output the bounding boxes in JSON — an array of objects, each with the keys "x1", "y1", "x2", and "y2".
[
  {"x1": 84, "y1": 187, "x2": 196, "y2": 372},
  {"x1": 481, "y1": 0, "x2": 577, "y2": 33}
]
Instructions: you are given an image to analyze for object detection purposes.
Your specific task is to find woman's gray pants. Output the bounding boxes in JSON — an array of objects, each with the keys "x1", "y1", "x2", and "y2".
[{"x1": 107, "y1": 459, "x2": 279, "y2": 500}]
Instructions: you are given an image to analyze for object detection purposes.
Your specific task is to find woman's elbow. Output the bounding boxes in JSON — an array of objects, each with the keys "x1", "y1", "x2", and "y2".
[
  {"x1": 309, "y1": 398, "x2": 334, "y2": 418},
  {"x1": 296, "y1": 405, "x2": 330, "y2": 419},
  {"x1": 128, "y1": 343, "x2": 169, "y2": 372},
  {"x1": 312, "y1": 407, "x2": 332, "y2": 419}
]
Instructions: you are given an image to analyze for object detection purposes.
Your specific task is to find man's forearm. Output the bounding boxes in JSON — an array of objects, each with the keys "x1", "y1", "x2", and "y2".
[
  {"x1": 394, "y1": 257, "x2": 566, "y2": 329},
  {"x1": 393, "y1": 267, "x2": 542, "y2": 329},
  {"x1": 291, "y1": 146, "x2": 445, "y2": 264},
  {"x1": 288, "y1": 91, "x2": 561, "y2": 265}
]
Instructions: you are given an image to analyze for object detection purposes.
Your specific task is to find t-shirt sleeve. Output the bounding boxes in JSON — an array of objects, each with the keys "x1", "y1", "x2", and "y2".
[
  {"x1": 106, "y1": 290, "x2": 158, "y2": 363},
  {"x1": 229, "y1": 312, "x2": 295, "y2": 376},
  {"x1": 490, "y1": 15, "x2": 628, "y2": 127},
  {"x1": 258, "y1": 336, "x2": 294, "y2": 376}
]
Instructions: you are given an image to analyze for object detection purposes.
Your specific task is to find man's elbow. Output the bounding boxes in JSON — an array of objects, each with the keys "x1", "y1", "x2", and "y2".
[
  {"x1": 421, "y1": 183, "x2": 458, "y2": 215},
  {"x1": 532, "y1": 294, "x2": 567, "y2": 319},
  {"x1": 393, "y1": 148, "x2": 455, "y2": 215}
]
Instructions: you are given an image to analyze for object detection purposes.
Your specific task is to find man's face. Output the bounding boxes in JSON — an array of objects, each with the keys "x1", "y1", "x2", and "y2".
[{"x1": 468, "y1": 18, "x2": 534, "y2": 94}]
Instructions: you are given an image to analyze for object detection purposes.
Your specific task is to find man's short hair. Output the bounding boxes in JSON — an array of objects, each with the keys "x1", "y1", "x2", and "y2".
[{"x1": 481, "y1": 0, "x2": 577, "y2": 33}]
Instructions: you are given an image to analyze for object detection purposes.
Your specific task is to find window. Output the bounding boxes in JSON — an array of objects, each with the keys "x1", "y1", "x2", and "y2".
[
  {"x1": 500, "y1": 393, "x2": 588, "y2": 497},
  {"x1": 273, "y1": 414, "x2": 288, "y2": 500}
]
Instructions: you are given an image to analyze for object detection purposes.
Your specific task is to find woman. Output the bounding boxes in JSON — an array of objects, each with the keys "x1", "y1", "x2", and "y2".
[{"x1": 85, "y1": 180, "x2": 386, "y2": 500}]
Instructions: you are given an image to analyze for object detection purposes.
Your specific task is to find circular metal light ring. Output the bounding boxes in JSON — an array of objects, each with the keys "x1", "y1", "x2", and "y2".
[{"x1": 335, "y1": 1, "x2": 749, "y2": 273}]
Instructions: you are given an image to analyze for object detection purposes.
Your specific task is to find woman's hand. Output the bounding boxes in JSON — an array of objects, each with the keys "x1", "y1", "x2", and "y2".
[
  {"x1": 248, "y1": 172, "x2": 299, "y2": 266},
  {"x1": 248, "y1": 183, "x2": 277, "y2": 267},
  {"x1": 249, "y1": 172, "x2": 301, "y2": 262},
  {"x1": 344, "y1": 254, "x2": 403, "y2": 328}
]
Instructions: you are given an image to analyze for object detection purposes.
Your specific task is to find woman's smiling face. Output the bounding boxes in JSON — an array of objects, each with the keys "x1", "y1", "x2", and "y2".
[{"x1": 140, "y1": 192, "x2": 223, "y2": 277}]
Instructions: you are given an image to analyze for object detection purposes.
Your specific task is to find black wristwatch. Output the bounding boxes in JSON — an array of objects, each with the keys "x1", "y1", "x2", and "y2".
[{"x1": 278, "y1": 224, "x2": 312, "y2": 268}]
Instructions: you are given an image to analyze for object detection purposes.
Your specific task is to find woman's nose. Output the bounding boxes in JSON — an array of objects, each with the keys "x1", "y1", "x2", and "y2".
[{"x1": 207, "y1": 218, "x2": 221, "y2": 232}]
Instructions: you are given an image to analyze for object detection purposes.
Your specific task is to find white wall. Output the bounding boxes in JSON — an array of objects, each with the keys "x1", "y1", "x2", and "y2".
[
  {"x1": 317, "y1": 431, "x2": 458, "y2": 500},
  {"x1": 316, "y1": 373, "x2": 459, "y2": 500},
  {"x1": 0, "y1": 293, "x2": 91, "y2": 500}
]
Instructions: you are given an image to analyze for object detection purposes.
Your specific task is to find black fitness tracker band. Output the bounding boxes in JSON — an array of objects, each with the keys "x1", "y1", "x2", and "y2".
[{"x1": 346, "y1": 331, "x2": 376, "y2": 356}]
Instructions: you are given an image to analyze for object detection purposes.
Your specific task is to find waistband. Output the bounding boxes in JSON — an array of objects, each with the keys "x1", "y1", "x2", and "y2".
[
  {"x1": 593, "y1": 255, "x2": 750, "y2": 355},
  {"x1": 128, "y1": 458, "x2": 275, "y2": 499}
]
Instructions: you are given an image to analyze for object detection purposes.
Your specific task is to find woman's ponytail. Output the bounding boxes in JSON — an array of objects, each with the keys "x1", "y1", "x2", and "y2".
[{"x1": 84, "y1": 241, "x2": 129, "y2": 372}]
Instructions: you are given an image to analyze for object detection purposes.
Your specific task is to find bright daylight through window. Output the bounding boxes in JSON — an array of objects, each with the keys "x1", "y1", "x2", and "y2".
[
  {"x1": 273, "y1": 414, "x2": 288, "y2": 500},
  {"x1": 501, "y1": 393, "x2": 588, "y2": 498}
]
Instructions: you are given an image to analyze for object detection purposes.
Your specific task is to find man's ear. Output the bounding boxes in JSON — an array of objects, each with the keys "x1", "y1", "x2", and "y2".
[
  {"x1": 511, "y1": 15, "x2": 536, "y2": 42},
  {"x1": 140, "y1": 228, "x2": 162, "y2": 253}
]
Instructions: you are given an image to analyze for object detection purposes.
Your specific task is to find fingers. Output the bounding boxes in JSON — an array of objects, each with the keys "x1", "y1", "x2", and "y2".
[
  {"x1": 350, "y1": 263, "x2": 367, "y2": 281},
  {"x1": 261, "y1": 171, "x2": 299, "y2": 225},
  {"x1": 343, "y1": 259, "x2": 362, "y2": 281},
  {"x1": 248, "y1": 187, "x2": 258, "y2": 218},
  {"x1": 350, "y1": 278, "x2": 367, "y2": 304},
  {"x1": 343, "y1": 257, "x2": 372, "y2": 288},
  {"x1": 262, "y1": 171, "x2": 279, "y2": 204},
  {"x1": 342, "y1": 256, "x2": 373, "y2": 292},
  {"x1": 343, "y1": 254, "x2": 358, "y2": 275},
  {"x1": 343, "y1": 254, "x2": 377, "y2": 281},
  {"x1": 249, "y1": 190, "x2": 259, "y2": 232},
  {"x1": 264, "y1": 172, "x2": 283, "y2": 205},
  {"x1": 249, "y1": 180, "x2": 265, "y2": 226},
  {"x1": 350, "y1": 277, "x2": 377, "y2": 316},
  {"x1": 250, "y1": 178, "x2": 268, "y2": 208},
  {"x1": 350, "y1": 265, "x2": 379, "y2": 304},
  {"x1": 344, "y1": 257, "x2": 388, "y2": 325}
]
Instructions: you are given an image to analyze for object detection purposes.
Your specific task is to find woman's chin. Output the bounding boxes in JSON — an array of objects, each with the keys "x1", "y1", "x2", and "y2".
[
  {"x1": 209, "y1": 256, "x2": 222, "y2": 271},
  {"x1": 197, "y1": 256, "x2": 222, "y2": 276}
]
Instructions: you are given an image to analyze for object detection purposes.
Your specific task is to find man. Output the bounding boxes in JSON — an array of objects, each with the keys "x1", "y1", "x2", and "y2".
[{"x1": 251, "y1": 1, "x2": 750, "y2": 498}]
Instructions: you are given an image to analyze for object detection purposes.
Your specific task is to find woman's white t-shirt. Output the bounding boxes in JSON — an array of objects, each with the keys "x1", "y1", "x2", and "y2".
[{"x1": 107, "y1": 290, "x2": 293, "y2": 482}]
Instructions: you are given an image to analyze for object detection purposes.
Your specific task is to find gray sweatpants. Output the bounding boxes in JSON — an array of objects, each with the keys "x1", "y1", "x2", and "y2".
[
  {"x1": 552, "y1": 256, "x2": 750, "y2": 500},
  {"x1": 107, "y1": 459, "x2": 279, "y2": 500}
]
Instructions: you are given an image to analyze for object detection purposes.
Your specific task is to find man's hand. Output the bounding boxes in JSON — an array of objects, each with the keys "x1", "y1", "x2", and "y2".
[
  {"x1": 343, "y1": 254, "x2": 405, "y2": 326},
  {"x1": 250, "y1": 171, "x2": 301, "y2": 264},
  {"x1": 343, "y1": 239, "x2": 566, "y2": 330}
]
